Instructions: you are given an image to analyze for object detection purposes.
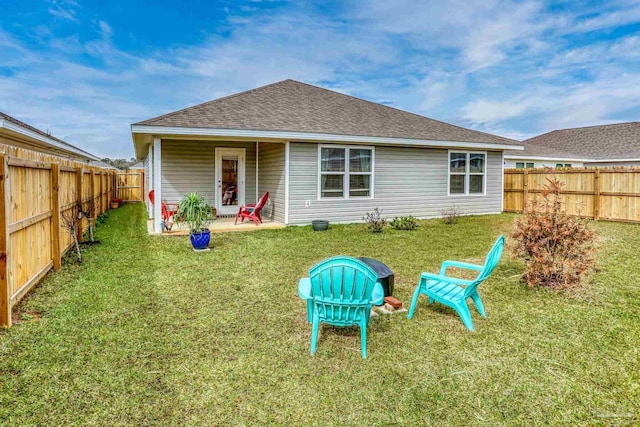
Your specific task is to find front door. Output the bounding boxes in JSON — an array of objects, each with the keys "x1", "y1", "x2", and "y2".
[{"x1": 215, "y1": 148, "x2": 246, "y2": 216}]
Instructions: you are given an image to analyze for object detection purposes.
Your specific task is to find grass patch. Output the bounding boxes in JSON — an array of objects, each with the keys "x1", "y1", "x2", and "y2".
[{"x1": 1, "y1": 204, "x2": 639, "y2": 425}]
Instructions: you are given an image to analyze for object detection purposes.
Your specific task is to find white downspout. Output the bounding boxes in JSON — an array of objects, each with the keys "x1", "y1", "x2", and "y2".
[
  {"x1": 284, "y1": 141, "x2": 290, "y2": 225},
  {"x1": 256, "y1": 141, "x2": 259, "y2": 203}
]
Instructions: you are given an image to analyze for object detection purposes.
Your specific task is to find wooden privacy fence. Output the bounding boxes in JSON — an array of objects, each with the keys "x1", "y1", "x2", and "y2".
[
  {"x1": 0, "y1": 153, "x2": 118, "y2": 328},
  {"x1": 504, "y1": 168, "x2": 640, "y2": 223},
  {"x1": 116, "y1": 171, "x2": 143, "y2": 203}
]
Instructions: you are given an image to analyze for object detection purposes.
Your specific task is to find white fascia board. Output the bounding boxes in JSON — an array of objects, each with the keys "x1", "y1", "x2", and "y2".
[
  {"x1": 0, "y1": 118, "x2": 100, "y2": 160},
  {"x1": 130, "y1": 125, "x2": 523, "y2": 151},
  {"x1": 504, "y1": 154, "x2": 592, "y2": 162},
  {"x1": 585, "y1": 158, "x2": 640, "y2": 163}
]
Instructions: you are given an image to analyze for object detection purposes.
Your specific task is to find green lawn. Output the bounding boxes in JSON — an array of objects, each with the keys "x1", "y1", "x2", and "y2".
[{"x1": 1, "y1": 204, "x2": 639, "y2": 426}]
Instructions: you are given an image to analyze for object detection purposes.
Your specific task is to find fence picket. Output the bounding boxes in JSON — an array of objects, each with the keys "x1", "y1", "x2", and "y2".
[{"x1": 504, "y1": 167, "x2": 640, "y2": 223}]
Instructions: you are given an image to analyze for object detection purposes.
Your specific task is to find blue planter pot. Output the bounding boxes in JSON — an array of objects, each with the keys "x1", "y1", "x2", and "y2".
[{"x1": 190, "y1": 230, "x2": 211, "y2": 250}]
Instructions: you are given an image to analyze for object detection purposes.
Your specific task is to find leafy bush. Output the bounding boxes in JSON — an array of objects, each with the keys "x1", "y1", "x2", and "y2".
[
  {"x1": 174, "y1": 192, "x2": 215, "y2": 234},
  {"x1": 363, "y1": 208, "x2": 387, "y2": 233},
  {"x1": 440, "y1": 205, "x2": 462, "y2": 225},
  {"x1": 390, "y1": 216, "x2": 418, "y2": 231},
  {"x1": 511, "y1": 176, "x2": 598, "y2": 290}
]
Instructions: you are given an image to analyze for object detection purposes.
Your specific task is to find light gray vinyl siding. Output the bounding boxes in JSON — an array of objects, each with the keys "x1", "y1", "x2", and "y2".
[
  {"x1": 160, "y1": 140, "x2": 256, "y2": 206},
  {"x1": 287, "y1": 142, "x2": 503, "y2": 224},
  {"x1": 258, "y1": 142, "x2": 286, "y2": 223}
]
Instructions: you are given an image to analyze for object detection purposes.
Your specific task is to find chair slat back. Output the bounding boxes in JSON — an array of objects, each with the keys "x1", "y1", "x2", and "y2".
[
  {"x1": 309, "y1": 257, "x2": 379, "y2": 325},
  {"x1": 463, "y1": 235, "x2": 505, "y2": 298},
  {"x1": 254, "y1": 192, "x2": 269, "y2": 212}
]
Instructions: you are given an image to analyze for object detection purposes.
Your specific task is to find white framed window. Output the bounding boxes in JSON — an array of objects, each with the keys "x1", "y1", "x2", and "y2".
[
  {"x1": 318, "y1": 145, "x2": 374, "y2": 199},
  {"x1": 448, "y1": 151, "x2": 487, "y2": 196}
]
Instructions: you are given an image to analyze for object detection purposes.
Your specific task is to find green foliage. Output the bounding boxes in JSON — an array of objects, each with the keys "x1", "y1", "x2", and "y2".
[
  {"x1": 96, "y1": 212, "x2": 109, "y2": 225},
  {"x1": 100, "y1": 157, "x2": 138, "y2": 170},
  {"x1": 389, "y1": 215, "x2": 418, "y2": 231},
  {"x1": 363, "y1": 207, "x2": 387, "y2": 233},
  {"x1": 511, "y1": 177, "x2": 598, "y2": 290},
  {"x1": 174, "y1": 192, "x2": 215, "y2": 234}
]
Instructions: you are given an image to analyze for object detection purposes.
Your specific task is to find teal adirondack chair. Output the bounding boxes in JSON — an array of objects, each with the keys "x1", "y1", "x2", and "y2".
[
  {"x1": 298, "y1": 256, "x2": 384, "y2": 358},
  {"x1": 407, "y1": 235, "x2": 505, "y2": 331}
]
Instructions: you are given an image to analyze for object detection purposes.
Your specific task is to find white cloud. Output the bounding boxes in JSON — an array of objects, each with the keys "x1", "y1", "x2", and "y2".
[
  {"x1": 48, "y1": 0, "x2": 79, "y2": 22},
  {"x1": 98, "y1": 21, "x2": 113, "y2": 40},
  {"x1": 0, "y1": 1, "x2": 639, "y2": 156}
]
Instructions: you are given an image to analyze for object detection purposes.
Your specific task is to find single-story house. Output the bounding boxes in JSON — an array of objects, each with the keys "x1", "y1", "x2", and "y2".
[
  {"x1": 129, "y1": 161, "x2": 144, "y2": 170},
  {"x1": 504, "y1": 122, "x2": 640, "y2": 169},
  {"x1": 131, "y1": 79, "x2": 522, "y2": 232},
  {"x1": 0, "y1": 111, "x2": 99, "y2": 162}
]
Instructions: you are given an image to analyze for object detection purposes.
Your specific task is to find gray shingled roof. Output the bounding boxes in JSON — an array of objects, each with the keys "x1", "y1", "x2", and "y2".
[
  {"x1": 135, "y1": 79, "x2": 518, "y2": 146},
  {"x1": 505, "y1": 122, "x2": 640, "y2": 160}
]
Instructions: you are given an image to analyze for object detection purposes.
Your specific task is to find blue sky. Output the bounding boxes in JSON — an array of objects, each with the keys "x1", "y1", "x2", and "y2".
[{"x1": 1, "y1": 0, "x2": 639, "y2": 158}]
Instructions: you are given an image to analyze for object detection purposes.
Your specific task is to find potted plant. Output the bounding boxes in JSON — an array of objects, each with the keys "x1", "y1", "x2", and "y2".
[
  {"x1": 110, "y1": 198, "x2": 123, "y2": 209},
  {"x1": 174, "y1": 192, "x2": 215, "y2": 250}
]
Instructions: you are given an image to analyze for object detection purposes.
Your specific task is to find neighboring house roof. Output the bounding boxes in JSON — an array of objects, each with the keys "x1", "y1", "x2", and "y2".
[
  {"x1": 0, "y1": 112, "x2": 100, "y2": 161},
  {"x1": 132, "y1": 80, "x2": 519, "y2": 158},
  {"x1": 90, "y1": 160, "x2": 119, "y2": 170},
  {"x1": 129, "y1": 161, "x2": 144, "y2": 169},
  {"x1": 505, "y1": 122, "x2": 640, "y2": 162}
]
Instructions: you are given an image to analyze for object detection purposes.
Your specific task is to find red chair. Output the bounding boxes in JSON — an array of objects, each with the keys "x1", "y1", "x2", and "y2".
[
  {"x1": 148, "y1": 190, "x2": 178, "y2": 224},
  {"x1": 235, "y1": 192, "x2": 269, "y2": 226}
]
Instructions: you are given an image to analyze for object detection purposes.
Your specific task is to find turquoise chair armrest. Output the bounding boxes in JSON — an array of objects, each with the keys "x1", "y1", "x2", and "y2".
[
  {"x1": 371, "y1": 282, "x2": 384, "y2": 305},
  {"x1": 439, "y1": 260, "x2": 483, "y2": 276},
  {"x1": 298, "y1": 277, "x2": 312, "y2": 299},
  {"x1": 421, "y1": 272, "x2": 474, "y2": 286}
]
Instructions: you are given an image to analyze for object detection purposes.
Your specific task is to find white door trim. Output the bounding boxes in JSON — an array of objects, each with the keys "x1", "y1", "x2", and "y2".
[{"x1": 215, "y1": 147, "x2": 246, "y2": 215}]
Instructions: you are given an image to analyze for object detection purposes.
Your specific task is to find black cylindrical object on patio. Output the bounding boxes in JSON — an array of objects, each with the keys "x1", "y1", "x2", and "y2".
[{"x1": 357, "y1": 257, "x2": 394, "y2": 297}]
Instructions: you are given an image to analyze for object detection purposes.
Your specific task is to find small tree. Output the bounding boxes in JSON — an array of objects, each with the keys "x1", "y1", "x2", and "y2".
[
  {"x1": 511, "y1": 175, "x2": 598, "y2": 290},
  {"x1": 61, "y1": 206, "x2": 82, "y2": 263}
]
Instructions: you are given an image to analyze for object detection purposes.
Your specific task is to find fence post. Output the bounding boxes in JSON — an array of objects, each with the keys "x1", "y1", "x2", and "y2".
[
  {"x1": 593, "y1": 169, "x2": 600, "y2": 220},
  {"x1": 51, "y1": 163, "x2": 61, "y2": 271},
  {"x1": 98, "y1": 171, "x2": 103, "y2": 214},
  {"x1": 90, "y1": 169, "x2": 96, "y2": 219},
  {"x1": 75, "y1": 167, "x2": 84, "y2": 243},
  {"x1": 0, "y1": 155, "x2": 11, "y2": 327},
  {"x1": 113, "y1": 172, "x2": 116, "y2": 203},
  {"x1": 522, "y1": 169, "x2": 528, "y2": 211}
]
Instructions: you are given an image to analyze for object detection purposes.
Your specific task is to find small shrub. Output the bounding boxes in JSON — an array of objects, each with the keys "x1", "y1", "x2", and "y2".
[
  {"x1": 511, "y1": 176, "x2": 598, "y2": 290},
  {"x1": 440, "y1": 205, "x2": 462, "y2": 225},
  {"x1": 363, "y1": 208, "x2": 387, "y2": 233},
  {"x1": 390, "y1": 216, "x2": 418, "y2": 231}
]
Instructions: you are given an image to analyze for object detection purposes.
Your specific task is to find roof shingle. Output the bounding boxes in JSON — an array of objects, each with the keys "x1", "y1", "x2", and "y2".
[
  {"x1": 135, "y1": 80, "x2": 518, "y2": 146},
  {"x1": 506, "y1": 122, "x2": 640, "y2": 160}
]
